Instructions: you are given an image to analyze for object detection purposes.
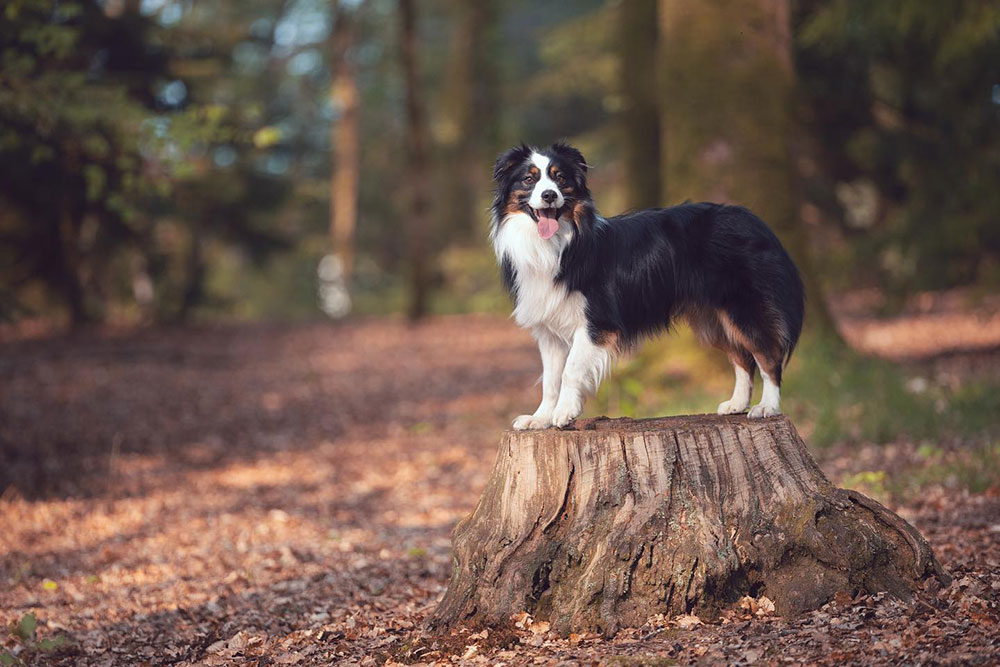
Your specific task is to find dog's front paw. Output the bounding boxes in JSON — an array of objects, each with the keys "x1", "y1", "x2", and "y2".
[
  {"x1": 747, "y1": 403, "x2": 781, "y2": 419},
  {"x1": 550, "y1": 402, "x2": 582, "y2": 428},
  {"x1": 717, "y1": 399, "x2": 748, "y2": 415},
  {"x1": 512, "y1": 414, "x2": 552, "y2": 430}
]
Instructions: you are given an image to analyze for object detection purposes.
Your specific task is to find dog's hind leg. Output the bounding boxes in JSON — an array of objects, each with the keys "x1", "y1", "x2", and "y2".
[
  {"x1": 748, "y1": 355, "x2": 782, "y2": 418},
  {"x1": 686, "y1": 308, "x2": 756, "y2": 416},
  {"x1": 717, "y1": 349, "x2": 756, "y2": 415},
  {"x1": 716, "y1": 308, "x2": 784, "y2": 418}
]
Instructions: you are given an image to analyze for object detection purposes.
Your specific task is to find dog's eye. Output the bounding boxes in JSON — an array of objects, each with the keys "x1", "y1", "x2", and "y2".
[
  {"x1": 522, "y1": 175, "x2": 534, "y2": 185},
  {"x1": 555, "y1": 173, "x2": 566, "y2": 185}
]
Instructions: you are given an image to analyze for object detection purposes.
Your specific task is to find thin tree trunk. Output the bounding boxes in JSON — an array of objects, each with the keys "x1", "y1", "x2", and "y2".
[
  {"x1": 429, "y1": 415, "x2": 948, "y2": 637},
  {"x1": 175, "y1": 220, "x2": 204, "y2": 322},
  {"x1": 620, "y1": 0, "x2": 662, "y2": 209},
  {"x1": 400, "y1": 0, "x2": 431, "y2": 321},
  {"x1": 437, "y1": 0, "x2": 497, "y2": 241},
  {"x1": 328, "y1": 0, "x2": 361, "y2": 286},
  {"x1": 58, "y1": 189, "x2": 89, "y2": 327}
]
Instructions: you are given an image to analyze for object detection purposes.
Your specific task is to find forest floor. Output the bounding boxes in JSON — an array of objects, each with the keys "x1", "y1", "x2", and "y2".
[{"x1": 1, "y1": 300, "x2": 998, "y2": 665}]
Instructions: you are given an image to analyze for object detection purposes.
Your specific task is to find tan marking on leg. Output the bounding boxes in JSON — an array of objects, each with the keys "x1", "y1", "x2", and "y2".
[
  {"x1": 717, "y1": 310, "x2": 753, "y2": 350},
  {"x1": 593, "y1": 330, "x2": 622, "y2": 355}
]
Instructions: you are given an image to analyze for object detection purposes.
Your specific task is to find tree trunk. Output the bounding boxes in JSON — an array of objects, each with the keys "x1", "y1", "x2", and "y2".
[
  {"x1": 437, "y1": 0, "x2": 497, "y2": 242},
  {"x1": 328, "y1": 0, "x2": 362, "y2": 288},
  {"x1": 58, "y1": 191, "x2": 90, "y2": 328},
  {"x1": 658, "y1": 0, "x2": 839, "y2": 339},
  {"x1": 175, "y1": 219, "x2": 204, "y2": 323},
  {"x1": 620, "y1": 0, "x2": 662, "y2": 210},
  {"x1": 429, "y1": 414, "x2": 947, "y2": 637},
  {"x1": 399, "y1": 0, "x2": 432, "y2": 321}
]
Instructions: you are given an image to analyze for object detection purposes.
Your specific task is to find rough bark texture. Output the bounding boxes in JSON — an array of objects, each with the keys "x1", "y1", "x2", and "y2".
[{"x1": 429, "y1": 415, "x2": 948, "y2": 637}]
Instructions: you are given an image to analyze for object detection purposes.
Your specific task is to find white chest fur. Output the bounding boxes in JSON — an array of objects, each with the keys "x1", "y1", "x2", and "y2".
[{"x1": 492, "y1": 212, "x2": 586, "y2": 342}]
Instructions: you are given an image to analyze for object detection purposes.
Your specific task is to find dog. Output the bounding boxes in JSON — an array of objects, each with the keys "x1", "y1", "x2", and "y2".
[{"x1": 490, "y1": 142, "x2": 805, "y2": 429}]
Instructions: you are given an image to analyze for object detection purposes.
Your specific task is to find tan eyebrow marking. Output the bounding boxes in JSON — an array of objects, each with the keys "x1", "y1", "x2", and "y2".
[{"x1": 528, "y1": 165, "x2": 540, "y2": 177}]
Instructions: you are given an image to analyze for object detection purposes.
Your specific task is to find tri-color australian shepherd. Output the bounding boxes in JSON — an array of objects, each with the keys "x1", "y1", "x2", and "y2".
[{"x1": 491, "y1": 142, "x2": 805, "y2": 429}]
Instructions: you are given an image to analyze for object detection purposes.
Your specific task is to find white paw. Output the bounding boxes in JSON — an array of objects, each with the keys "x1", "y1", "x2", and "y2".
[
  {"x1": 550, "y1": 402, "x2": 582, "y2": 428},
  {"x1": 512, "y1": 414, "x2": 552, "y2": 430},
  {"x1": 717, "y1": 399, "x2": 749, "y2": 415},
  {"x1": 747, "y1": 403, "x2": 781, "y2": 419}
]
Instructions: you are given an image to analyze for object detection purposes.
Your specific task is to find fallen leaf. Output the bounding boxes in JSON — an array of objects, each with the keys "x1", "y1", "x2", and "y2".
[
  {"x1": 756, "y1": 596, "x2": 776, "y2": 616},
  {"x1": 227, "y1": 631, "x2": 250, "y2": 651},
  {"x1": 528, "y1": 620, "x2": 550, "y2": 635},
  {"x1": 205, "y1": 639, "x2": 228, "y2": 654},
  {"x1": 673, "y1": 613, "x2": 703, "y2": 629}
]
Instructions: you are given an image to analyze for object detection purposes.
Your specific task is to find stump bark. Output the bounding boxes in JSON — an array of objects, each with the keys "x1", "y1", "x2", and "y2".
[{"x1": 429, "y1": 415, "x2": 948, "y2": 637}]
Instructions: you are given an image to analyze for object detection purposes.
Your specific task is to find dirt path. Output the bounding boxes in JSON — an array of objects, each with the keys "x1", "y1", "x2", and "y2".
[{"x1": 1, "y1": 316, "x2": 997, "y2": 665}]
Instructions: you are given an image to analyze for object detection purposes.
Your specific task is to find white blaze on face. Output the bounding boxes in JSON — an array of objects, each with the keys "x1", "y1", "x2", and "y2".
[
  {"x1": 527, "y1": 152, "x2": 565, "y2": 240},
  {"x1": 528, "y1": 153, "x2": 565, "y2": 210}
]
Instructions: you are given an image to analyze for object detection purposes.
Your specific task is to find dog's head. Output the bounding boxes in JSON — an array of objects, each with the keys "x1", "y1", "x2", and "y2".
[{"x1": 491, "y1": 142, "x2": 591, "y2": 239}]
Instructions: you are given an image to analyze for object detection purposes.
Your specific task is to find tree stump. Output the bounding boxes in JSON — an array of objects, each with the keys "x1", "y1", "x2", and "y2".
[{"x1": 428, "y1": 415, "x2": 948, "y2": 637}]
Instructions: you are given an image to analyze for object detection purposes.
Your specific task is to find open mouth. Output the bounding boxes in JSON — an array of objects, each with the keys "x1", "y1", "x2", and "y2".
[{"x1": 530, "y1": 206, "x2": 561, "y2": 240}]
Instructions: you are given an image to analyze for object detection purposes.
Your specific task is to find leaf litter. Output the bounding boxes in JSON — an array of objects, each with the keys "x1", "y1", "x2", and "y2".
[{"x1": 0, "y1": 315, "x2": 997, "y2": 665}]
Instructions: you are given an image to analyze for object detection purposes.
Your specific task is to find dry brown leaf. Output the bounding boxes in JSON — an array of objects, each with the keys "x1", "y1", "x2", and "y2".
[
  {"x1": 226, "y1": 630, "x2": 250, "y2": 651},
  {"x1": 528, "y1": 620, "x2": 550, "y2": 635},
  {"x1": 756, "y1": 596, "x2": 776, "y2": 616},
  {"x1": 673, "y1": 613, "x2": 704, "y2": 629},
  {"x1": 511, "y1": 611, "x2": 532, "y2": 629},
  {"x1": 205, "y1": 639, "x2": 228, "y2": 654},
  {"x1": 274, "y1": 652, "x2": 304, "y2": 664}
]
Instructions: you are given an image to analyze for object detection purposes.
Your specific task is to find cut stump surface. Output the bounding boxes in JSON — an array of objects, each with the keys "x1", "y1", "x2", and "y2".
[{"x1": 428, "y1": 414, "x2": 948, "y2": 637}]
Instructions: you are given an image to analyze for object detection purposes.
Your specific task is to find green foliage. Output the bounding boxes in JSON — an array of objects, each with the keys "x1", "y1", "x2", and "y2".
[
  {"x1": 593, "y1": 329, "x2": 1000, "y2": 448},
  {"x1": 841, "y1": 470, "x2": 889, "y2": 502},
  {"x1": 796, "y1": 0, "x2": 1000, "y2": 296},
  {"x1": 784, "y1": 336, "x2": 1000, "y2": 446},
  {"x1": 2, "y1": 613, "x2": 68, "y2": 665},
  {"x1": 907, "y1": 441, "x2": 1000, "y2": 496},
  {"x1": 0, "y1": 0, "x2": 294, "y2": 324}
]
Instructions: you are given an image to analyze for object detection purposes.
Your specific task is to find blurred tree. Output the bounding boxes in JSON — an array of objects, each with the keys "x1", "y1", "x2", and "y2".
[
  {"x1": 659, "y1": 0, "x2": 838, "y2": 337},
  {"x1": 0, "y1": 0, "x2": 167, "y2": 324},
  {"x1": 327, "y1": 0, "x2": 364, "y2": 306},
  {"x1": 795, "y1": 0, "x2": 1000, "y2": 297},
  {"x1": 435, "y1": 0, "x2": 498, "y2": 242},
  {"x1": 400, "y1": 0, "x2": 431, "y2": 320},
  {"x1": 0, "y1": 0, "x2": 294, "y2": 326},
  {"x1": 619, "y1": 0, "x2": 662, "y2": 209}
]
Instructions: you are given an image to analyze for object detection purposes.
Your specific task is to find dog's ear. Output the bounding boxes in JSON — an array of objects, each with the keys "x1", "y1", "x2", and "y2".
[
  {"x1": 550, "y1": 141, "x2": 588, "y2": 173},
  {"x1": 493, "y1": 144, "x2": 531, "y2": 182}
]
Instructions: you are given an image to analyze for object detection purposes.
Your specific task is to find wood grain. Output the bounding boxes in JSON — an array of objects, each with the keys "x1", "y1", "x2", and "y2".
[{"x1": 429, "y1": 415, "x2": 948, "y2": 637}]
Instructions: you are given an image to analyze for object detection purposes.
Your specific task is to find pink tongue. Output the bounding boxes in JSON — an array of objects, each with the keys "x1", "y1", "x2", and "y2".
[{"x1": 537, "y1": 211, "x2": 559, "y2": 240}]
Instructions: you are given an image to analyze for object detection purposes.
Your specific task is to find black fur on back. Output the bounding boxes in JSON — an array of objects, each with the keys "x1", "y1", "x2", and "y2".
[{"x1": 561, "y1": 202, "x2": 805, "y2": 367}]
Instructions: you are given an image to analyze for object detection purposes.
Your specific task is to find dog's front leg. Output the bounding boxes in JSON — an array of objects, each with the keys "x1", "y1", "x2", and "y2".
[
  {"x1": 512, "y1": 328, "x2": 568, "y2": 430},
  {"x1": 551, "y1": 327, "x2": 611, "y2": 428}
]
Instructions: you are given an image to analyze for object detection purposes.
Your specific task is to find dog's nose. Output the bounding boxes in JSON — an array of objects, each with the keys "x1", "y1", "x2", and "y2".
[{"x1": 541, "y1": 189, "x2": 557, "y2": 204}]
